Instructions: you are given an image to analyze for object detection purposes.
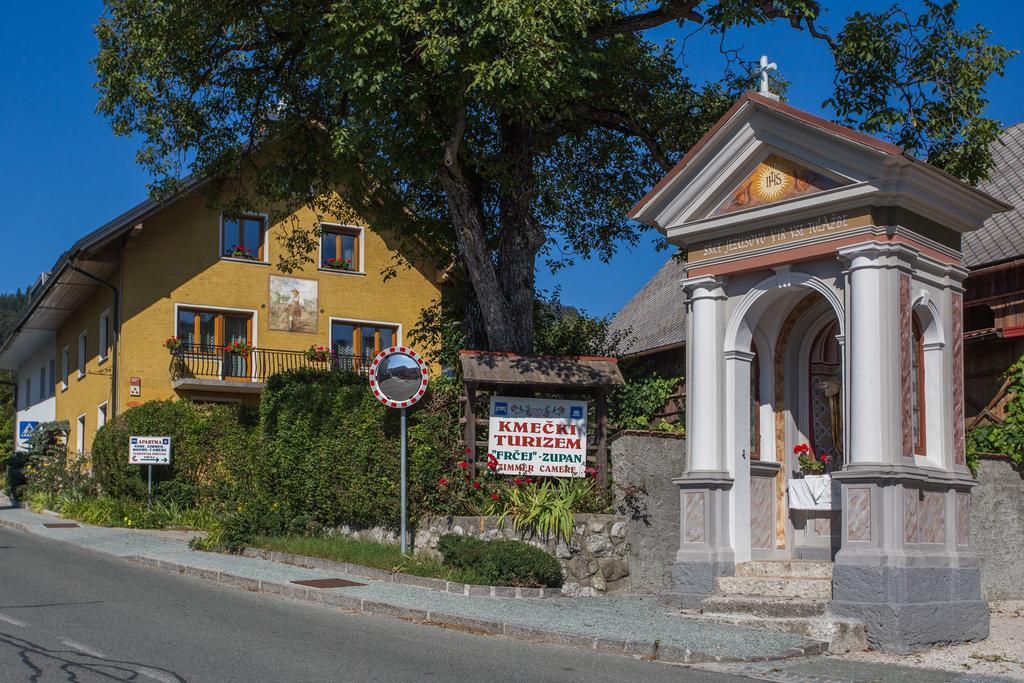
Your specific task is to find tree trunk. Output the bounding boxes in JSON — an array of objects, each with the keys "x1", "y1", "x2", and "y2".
[
  {"x1": 438, "y1": 116, "x2": 542, "y2": 355},
  {"x1": 438, "y1": 164, "x2": 522, "y2": 352},
  {"x1": 496, "y1": 120, "x2": 544, "y2": 354}
]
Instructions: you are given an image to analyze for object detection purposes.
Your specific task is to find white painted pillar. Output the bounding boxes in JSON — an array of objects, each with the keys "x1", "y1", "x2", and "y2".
[
  {"x1": 839, "y1": 243, "x2": 903, "y2": 465},
  {"x1": 724, "y1": 349, "x2": 755, "y2": 562},
  {"x1": 682, "y1": 275, "x2": 727, "y2": 472}
]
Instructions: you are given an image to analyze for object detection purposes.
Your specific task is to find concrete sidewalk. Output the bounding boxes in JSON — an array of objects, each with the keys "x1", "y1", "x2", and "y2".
[{"x1": 0, "y1": 505, "x2": 827, "y2": 665}]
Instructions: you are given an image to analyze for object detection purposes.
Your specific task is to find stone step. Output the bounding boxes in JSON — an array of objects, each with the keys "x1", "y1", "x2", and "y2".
[
  {"x1": 701, "y1": 596, "x2": 828, "y2": 618},
  {"x1": 680, "y1": 611, "x2": 866, "y2": 654},
  {"x1": 713, "y1": 575, "x2": 832, "y2": 600},
  {"x1": 735, "y1": 560, "x2": 833, "y2": 579}
]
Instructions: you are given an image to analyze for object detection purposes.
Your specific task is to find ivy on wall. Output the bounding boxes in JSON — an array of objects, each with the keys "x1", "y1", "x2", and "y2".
[{"x1": 965, "y1": 356, "x2": 1024, "y2": 476}]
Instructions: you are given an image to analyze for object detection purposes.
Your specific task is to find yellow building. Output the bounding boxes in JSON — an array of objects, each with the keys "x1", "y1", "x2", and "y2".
[{"x1": 0, "y1": 180, "x2": 442, "y2": 452}]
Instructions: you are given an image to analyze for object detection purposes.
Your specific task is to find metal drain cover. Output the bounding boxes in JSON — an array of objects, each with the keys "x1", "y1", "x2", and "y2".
[
  {"x1": 290, "y1": 578, "x2": 365, "y2": 589},
  {"x1": 43, "y1": 523, "x2": 80, "y2": 528}
]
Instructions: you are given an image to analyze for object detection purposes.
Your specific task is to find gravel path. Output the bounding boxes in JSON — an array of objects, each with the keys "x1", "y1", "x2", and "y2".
[{"x1": 837, "y1": 601, "x2": 1024, "y2": 680}]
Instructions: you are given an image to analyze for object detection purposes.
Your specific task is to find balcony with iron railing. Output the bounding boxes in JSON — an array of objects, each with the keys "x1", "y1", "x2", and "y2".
[{"x1": 168, "y1": 344, "x2": 370, "y2": 394}]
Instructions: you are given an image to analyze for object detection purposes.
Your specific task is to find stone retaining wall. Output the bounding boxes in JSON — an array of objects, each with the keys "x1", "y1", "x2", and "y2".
[
  {"x1": 972, "y1": 456, "x2": 1024, "y2": 600},
  {"x1": 610, "y1": 431, "x2": 684, "y2": 594},
  {"x1": 414, "y1": 513, "x2": 631, "y2": 595}
]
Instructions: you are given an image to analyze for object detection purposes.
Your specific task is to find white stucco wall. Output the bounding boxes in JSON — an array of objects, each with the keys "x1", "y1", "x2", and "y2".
[{"x1": 13, "y1": 342, "x2": 56, "y2": 451}]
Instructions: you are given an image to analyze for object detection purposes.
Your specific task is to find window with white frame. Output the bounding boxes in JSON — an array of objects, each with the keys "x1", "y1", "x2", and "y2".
[
  {"x1": 99, "y1": 310, "x2": 110, "y2": 363},
  {"x1": 76, "y1": 414, "x2": 86, "y2": 454},
  {"x1": 221, "y1": 214, "x2": 267, "y2": 262},
  {"x1": 97, "y1": 402, "x2": 108, "y2": 430},
  {"x1": 320, "y1": 225, "x2": 362, "y2": 272},
  {"x1": 61, "y1": 347, "x2": 70, "y2": 390},
  {"x1": 78, "y1": 331, "x2": 87, "y2": 379}
]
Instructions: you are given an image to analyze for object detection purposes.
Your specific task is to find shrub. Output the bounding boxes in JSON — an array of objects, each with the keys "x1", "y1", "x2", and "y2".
[
  {"x1": 256, "y1": 369, "x2": 462, "y2": 531},
  {"x1": 15, "y1": 421, "x2": 78, "y2": 500},
  {"x1": 91, "y1": 400, "x2": 256, "y2": 504},
  {"x1": 611, "y1": 372, "x2": 684, "y2": 432},
  {"x1": 495, "y1": 478, "x2": 593, "y2": 544},
  {"x1": 436, "y1": 534, "x2": 563, "y2": 588}
]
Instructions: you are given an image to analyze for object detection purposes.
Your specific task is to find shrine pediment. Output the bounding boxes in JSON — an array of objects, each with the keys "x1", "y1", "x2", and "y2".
[
  {"x1": 709, "y1": 153, "x2": 848, "y2": 218},
  {"x1": 627, "y1": 91, "x2": 1008, "y2": 241}
]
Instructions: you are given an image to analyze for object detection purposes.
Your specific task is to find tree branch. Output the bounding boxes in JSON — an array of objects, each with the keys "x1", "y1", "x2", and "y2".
[
  {"x1": 573, "y1": 104, "x2": 675, "y2": 173},
  {"x1": 588, "y1": 1, "x2": 703, "y2": 40}
]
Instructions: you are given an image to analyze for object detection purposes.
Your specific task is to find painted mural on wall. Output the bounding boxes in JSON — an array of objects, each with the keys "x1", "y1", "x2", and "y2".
[
  {"x1": 714, "y1": 154, "x2": 843, "y2": 216},
  {"x1": 269, "y1": 275, "x2": 318, "y2": 333}
]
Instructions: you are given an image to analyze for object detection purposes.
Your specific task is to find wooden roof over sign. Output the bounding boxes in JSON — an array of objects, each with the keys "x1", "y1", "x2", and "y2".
[{"x1": 458, "y1": 350, "x2": 625, "y2": 391}]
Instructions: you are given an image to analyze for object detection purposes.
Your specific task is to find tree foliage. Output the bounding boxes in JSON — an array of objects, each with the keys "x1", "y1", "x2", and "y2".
[
  {"x1": 95, "y1": 0, "x2": 1013, "y2": 352},
  {"x1": 826, "y1": 1, "x2": 1015, "y2": 184}
]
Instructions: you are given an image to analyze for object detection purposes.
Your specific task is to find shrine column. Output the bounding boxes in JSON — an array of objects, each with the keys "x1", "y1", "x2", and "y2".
[
  {"x1": 842, "y1": 243, "x2": 904, "y2": 469},
  {"x1": 671, "y1": 275, "x2": 734, "y2": 606},
  {"x1": 831, "y1": 243, "x2": 987, "y2": 651}
]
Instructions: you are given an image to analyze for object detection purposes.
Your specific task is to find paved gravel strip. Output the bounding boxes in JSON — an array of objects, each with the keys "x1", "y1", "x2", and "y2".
[
  {"x1": 242, "y1": 547, "x2": 554, "y2": 598},
  {"x1": 0, "y1": 507, "x2": 825, "y2": 664},
  {"x1": 126, "y1": 554, "x2": 826, "y2": 665}
]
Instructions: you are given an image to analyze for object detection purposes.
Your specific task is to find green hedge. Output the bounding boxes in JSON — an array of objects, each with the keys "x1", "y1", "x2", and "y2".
[
  {"x1": 91, "y1": 400, "x2": 257, "y2": 505},
  {"x1": 436, "y1": 534, "x2": 563, "y2": 588},
  {"x1": 254, "y1": 369, "x2": 462, "y2": 532}
]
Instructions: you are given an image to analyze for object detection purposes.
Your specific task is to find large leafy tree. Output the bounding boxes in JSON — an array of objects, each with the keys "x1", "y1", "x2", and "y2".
[{"x1": 95, "y1": 0, "x2": 1013, "y2": 353}]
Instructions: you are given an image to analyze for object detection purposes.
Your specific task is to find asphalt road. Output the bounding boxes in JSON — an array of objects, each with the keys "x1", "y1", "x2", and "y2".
[{"x1": 0, "y1": 526, "x2": 746, "y2": 682}]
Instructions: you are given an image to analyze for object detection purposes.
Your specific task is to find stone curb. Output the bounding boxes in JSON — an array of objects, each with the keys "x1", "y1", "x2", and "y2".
[
  {"x1": 124, "y1": 554, "x2": 827, "y2": 665},
  {"x1": 240, "y1": 547, "x2": 556, "y2": 599}
]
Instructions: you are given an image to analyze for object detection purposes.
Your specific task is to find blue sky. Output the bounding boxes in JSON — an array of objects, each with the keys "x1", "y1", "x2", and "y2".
[{"x1": 0, "y1": 2, "x2": 1021, "y2": 318}]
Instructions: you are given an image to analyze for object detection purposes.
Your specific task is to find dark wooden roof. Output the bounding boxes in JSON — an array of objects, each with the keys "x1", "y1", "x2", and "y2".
[{"x1": 459, "y1": 350, "x2": 624, "y2": 390}]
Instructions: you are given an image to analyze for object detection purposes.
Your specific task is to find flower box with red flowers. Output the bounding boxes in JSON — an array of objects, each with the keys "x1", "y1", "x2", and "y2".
[
  {"x1": 224, "y1": 245, "x2": 258, "y2": 260},
  {"x1": 323, "y1": 257, "x2": 354, "y2": 271},
  {"x1": 305, "y1": 345, "x2": 333, "y2": 363},
  {"x1": 794, "y1": 443, "x2": 829, "y2": 475},
  {"x1": 223, "y1": 340, "x2": 254, "y2": 358}
]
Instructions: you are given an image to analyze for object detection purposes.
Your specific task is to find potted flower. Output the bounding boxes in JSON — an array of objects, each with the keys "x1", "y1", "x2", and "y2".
[
  {"x1": 794, "y1": 443, "x2": 828, "y2": 475},
  {"x1": 305, "y1": 344, "x2": 333, "y2": 363},
  {"x1": 323, "y1": 256, "x2": 353, "y2": 271},
  {"x1": 224, "y1": 244, "x2": 257, "y2": 260},
  {"x1": 163, "y1": 336, "x2": 182, "y2": 352},
  {"x1": 789, "y1": 443, "x2": 833, "y2": 510},
  {"x1": 223, "y1": 340, "x2": 254, "y2": 358}
]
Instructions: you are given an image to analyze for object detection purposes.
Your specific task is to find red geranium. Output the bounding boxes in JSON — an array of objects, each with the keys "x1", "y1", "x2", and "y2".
[
  {"x1": 490, "y1": 492, "x2": 499, "y2": 501},
  {"x1": 438, "y1": 477, "x2": 448, "y2": 486},
  {"x1": 472, "y1": 480, "x2": 481, "y2": 490},
  {"x1": 514, "y1": 478, "x2": 523, "y2": 486},
  {"x1": 458, "y1": 461, "x2": 469, "y2": 469}
]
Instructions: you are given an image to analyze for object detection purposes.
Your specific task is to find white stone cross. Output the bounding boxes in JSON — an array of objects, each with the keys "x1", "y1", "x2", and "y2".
[{"x1": 754, "y1": 55, "x2": 779, "y2": 100}]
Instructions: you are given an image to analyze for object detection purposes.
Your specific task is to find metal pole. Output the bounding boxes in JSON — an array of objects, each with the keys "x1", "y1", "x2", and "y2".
[
  {"x1": 147, "y1": 465, "x2": 153, "y2": 510},
  {"x1": 400, "y1": 407, "x2": 408, "y2": 555}
]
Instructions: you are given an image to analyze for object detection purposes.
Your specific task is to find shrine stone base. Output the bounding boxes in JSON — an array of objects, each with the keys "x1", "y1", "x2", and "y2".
[
  {"x1": 829, "y1": 564, "x2": 988, "y2": 652},
  {"x1": 667, "y1": 472, "x2": 735, "y2": 607},
  {"x1": 828, "y1": 468, "x2": 989, "y2": 652}
]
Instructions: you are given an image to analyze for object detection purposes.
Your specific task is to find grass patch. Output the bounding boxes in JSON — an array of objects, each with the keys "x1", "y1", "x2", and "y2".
[{"x1": 250, "y1": 535, "x2": 493, "y2": 585}]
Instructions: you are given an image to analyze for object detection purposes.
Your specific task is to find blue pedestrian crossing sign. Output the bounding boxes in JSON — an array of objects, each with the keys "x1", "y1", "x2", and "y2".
[{"x1": 18, "y1": 421, "x2": 39, "y2": 444}]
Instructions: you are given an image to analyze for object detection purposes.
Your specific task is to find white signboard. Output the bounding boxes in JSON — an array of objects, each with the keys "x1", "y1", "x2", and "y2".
[
  {"x1": 487, "y1": 396, "x2": 588, "y2": 478},
  {"x1": 129, "y1": 436, "x2": 172, "y2": 465}
]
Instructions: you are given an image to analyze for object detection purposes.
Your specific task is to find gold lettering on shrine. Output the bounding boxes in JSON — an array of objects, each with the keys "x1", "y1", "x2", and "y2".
[{"x1": 689, "y1": 209, "x2": 873, "y2": 264}]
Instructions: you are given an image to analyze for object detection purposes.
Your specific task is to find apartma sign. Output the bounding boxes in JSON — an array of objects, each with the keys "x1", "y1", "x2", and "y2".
[{"x1": 487, "y1": 396, "x2": 588, "y2": 478}]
